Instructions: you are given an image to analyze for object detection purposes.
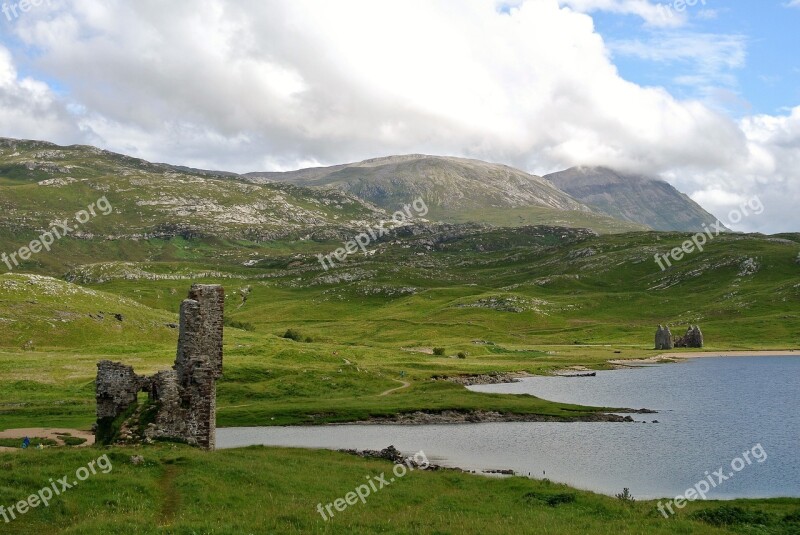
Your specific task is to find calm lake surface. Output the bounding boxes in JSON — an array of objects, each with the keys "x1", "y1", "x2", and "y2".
[{"x1": 218, "y1": 356, "x2": 800, "y2": 499}]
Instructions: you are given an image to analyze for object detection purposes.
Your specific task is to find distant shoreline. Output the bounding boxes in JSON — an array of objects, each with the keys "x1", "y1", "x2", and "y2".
[
  {"x1": 662, "y1": 350, "x2": 798, "y2": 359},
  {"x1": 610, "y1": 349, "x2": 798, "y2": 366}
]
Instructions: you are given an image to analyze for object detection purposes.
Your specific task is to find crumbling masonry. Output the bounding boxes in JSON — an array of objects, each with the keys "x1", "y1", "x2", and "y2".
[
  {"x1": 654, "y1": 324, "x2": 703, "y2": 350},
  {"x1": 95, "y1": 284, "x2": 224, "y2": 450},
  {"x1": 655, "y1": 325, "x2": 674, "y2": 350},
  {"x1": 674, "y1": 325, "x2": 704, "y2": 348}
]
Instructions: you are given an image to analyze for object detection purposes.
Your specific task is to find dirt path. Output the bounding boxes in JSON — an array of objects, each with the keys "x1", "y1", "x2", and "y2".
[
  {"x1": 379, "y1": 379, "x2": 411, "y2": 396},
  {"x1": 158, "y1": 465, "x2": 181, "y2": 527},
  {"x1": 0, "y1": 428, "x2": 94, "y2": 451}
]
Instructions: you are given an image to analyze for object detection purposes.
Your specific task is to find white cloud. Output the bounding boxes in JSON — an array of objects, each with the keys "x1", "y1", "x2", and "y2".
[
  {"x1": 558, "y1": 0, "x2": 687, "y2": 27},
  {"x1": 666, "y1": 106, "x2": 800, "y2": 232},
  {"x1": 696, "y1": 9, "x2": 719, "y2": 20},
  {"x1": 0, "y1": 0, "x2": 797, "y2": 233},
  {"x1": 610, "y1": 32, "x2": 748, "y2": 107},
  {"x1": 0, "y1": 46, "x2": 80, "y2": 142},
  {"x1": 610, "y1": 33, "x2": 747, "y2": 73}
]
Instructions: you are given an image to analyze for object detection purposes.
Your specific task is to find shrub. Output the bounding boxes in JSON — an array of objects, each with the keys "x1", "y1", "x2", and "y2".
[
  {"x1": 523, "y1": 491, "x2": 576, "y2": 507},
  {"x1": 691, "y1": 506, "x2": 770, "y2": 526},
  {"x1": 457, "y1": 352, "x2": 467, "y2": 359},
  {"x1": 96, "y1": 403, "x2": 138, "y2": 445},
  {"x1": 615, "y1": 488, "x2": 635, "y2": 503},
  {"x1": 283, "y1": 329, "x2": 303, "y2": 341},
  {"x1": 433, "y1": 347, "x2": 446, "y2": 356},
  {"x1": 783, "y1": 510, "x2": 800, "y2": 523},
  {"x1": 224, "y1": 318, "x2": 255, "y2": 331}
]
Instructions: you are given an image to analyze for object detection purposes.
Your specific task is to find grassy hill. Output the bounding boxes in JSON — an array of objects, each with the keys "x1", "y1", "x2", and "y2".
[
  {"x1": 0, "y1": 273, "x2": 175, "y2": 349},
  {"x1": 0, "y1": 137, "x2": 385, "y2": 243}
]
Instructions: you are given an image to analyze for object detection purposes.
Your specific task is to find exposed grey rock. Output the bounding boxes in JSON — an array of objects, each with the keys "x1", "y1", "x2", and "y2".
[
  {"x1": 438, "y1": 373, "x2": 520, "y2": 386},
  {"x1": 455, "y1": 296, "x2": 550, "y2": 314},
  {"x1": 359, "y1": 410, "x2": 639, "y2": 425},
  {"x1": 738, "y1": 258, "x2": 759, "y2": 276}
]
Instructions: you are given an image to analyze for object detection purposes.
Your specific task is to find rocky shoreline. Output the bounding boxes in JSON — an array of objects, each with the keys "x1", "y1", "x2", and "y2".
[
  {"x1": 437, "y1": 368, "x2": 601, "y2": 385},
  {"x1": 357, "y1": 371, "x2": 658, "y2": 425},
  {"x1": 353, "y1": 409, "x2": 654, "y2": 425},
  {"x1": 339, "y1": 445, "x2": 437, "y2": 468},
  {"x1": 435, "y1": 373, "x2": 526, "y2": 386},
  {"x1": 339, "y1": 445, "x2": 515, "y2": 476}
]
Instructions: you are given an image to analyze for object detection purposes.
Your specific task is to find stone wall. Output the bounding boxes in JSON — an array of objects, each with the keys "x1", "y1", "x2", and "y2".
[
  {"x1": 95, "y1": 284, "x2": 224, "y2": 450},
  {"x1": 95, "y1": 361, "x2": 148, "y2": 419},
  {"x1": 654, "y1": 325, "x2": 674, "y2": 350},
  {"x1": 654, "y1": 324, "x2": 703, "y2": 349},
  {"x1": 674, "y1": 325, "x2": 704, "y2": 348}
]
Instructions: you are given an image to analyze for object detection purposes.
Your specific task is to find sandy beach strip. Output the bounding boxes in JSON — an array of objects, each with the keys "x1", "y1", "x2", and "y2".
[
  {"x1": 659, "y1": 349, "x2": 798, "y2": 359},
  {"x1": 609, "y1": 349, "x2": 798, "y2": 366}
]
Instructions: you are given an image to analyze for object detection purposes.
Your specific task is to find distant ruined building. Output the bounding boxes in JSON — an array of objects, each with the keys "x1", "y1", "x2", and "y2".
[
  {"x1": 655, "y1": 324, "x2": 703, "y2": 350},
  {"x1": 674, "y1": 325, "x2": 704, "y2": 348},
  {"x1": 95, "y1": 284, "x2": 224, "y2": 450},
  {"x1": 655, "y1": 325, "x2": 674, "y2": 350}
]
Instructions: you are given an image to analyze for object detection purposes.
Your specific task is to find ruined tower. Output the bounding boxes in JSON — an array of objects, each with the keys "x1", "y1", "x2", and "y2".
[
  {"x1": 654, "y1": 325, "x2": 674, "y2": 350},
  {"x1": 95, "y1": 284, "x2": 225, "y2": 450}
]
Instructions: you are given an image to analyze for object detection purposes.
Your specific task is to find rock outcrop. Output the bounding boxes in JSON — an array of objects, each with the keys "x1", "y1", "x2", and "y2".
[{"x1": 95, "y1": 284, "x2": 224, "y2": 450}]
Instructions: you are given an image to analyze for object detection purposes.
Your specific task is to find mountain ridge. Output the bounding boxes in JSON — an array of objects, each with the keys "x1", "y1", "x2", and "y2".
[
  {"x1": 0, "y1": 137, "x2": 720, "y2": 235},
  {"x1": 246, "y1": 154, "x2": 591, "y2": 213},
  {"x1": 545, "y1": 166, "x2": 723, "y2": 232}
]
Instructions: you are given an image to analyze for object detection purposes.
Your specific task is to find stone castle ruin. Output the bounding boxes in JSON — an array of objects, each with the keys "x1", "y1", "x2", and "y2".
[
  {"x1": 95, "y1": 284, "x2": 224, "y2": 450},
  {"x1": 655, "y1": 325, "x2": 674, "y2": 350},
  {"x1": 674, "y1": 325, "x2": 704, "y2": 348},
  {"x1": 655, "y1": 324, "x2": 703, "y2": 350}
]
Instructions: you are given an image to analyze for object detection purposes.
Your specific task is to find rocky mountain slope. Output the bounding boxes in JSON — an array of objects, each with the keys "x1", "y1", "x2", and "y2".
[
  {"x1": 246, "y1": 154, "x2": 588, "y2": 212},
  {"x1": 544, "y1": 166, "x2": 723, "y2": 232},
  {"x1": 1, "y1": 138, "x2": 721, "y2": 241},
  {"x1": 0, "y1": 138, "x2": 386, "y2": 242}
]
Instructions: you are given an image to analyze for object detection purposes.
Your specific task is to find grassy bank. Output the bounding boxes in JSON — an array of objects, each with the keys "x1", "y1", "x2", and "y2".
[
  {"x1": 0, "y1": 342, "x2": 644, "y2": 430},
  {"x1": 1, "y1": 445, "x2": 799, "y2": 534}
]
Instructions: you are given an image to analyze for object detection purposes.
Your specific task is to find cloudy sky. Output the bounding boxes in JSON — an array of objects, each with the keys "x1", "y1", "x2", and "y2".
[{"x1": 0, "y1": 0, "x2": 798, "y2": 232}]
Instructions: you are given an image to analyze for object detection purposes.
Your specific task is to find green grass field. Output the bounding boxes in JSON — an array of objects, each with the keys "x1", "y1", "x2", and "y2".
[
  {"x1": 2, "y1": 227, "x2": 798, "y2": 430},
  {"x1": 1, "y1": 190, "x2": 799, "y2": 532},
  {"x1": 1, "y1": 445, "x2": 799, "y2": 534}
]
